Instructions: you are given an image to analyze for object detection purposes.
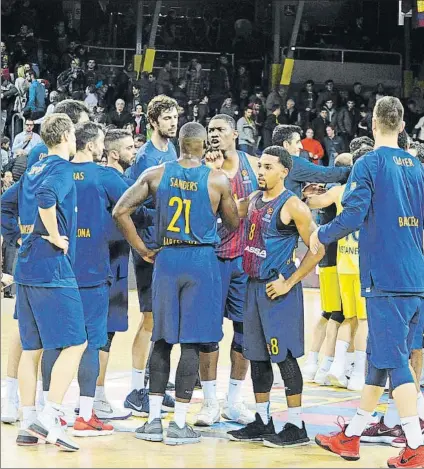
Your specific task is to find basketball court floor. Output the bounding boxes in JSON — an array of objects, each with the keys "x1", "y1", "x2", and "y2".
[{"x1": 1, "y1": 289, "x2": 395, "y2": 468}]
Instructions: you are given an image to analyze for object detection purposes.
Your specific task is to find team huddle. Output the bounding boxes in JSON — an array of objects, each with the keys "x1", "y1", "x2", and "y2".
[{"x1": 1, "y1": 94, "x2": 424, "y2": 468}]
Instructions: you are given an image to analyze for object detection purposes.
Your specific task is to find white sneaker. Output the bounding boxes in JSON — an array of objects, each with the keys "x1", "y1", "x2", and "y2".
[
  {"x1": 345, "y1": 361, "x2": 354, "y2": 380},
  {"x1": 302, "y1": 361, "x2": 319, "y2": 382},
  {"x1": 193, "y1": 399, "x2": 220, "y2": 427},
  {"x1": 222, "y1": 400, "x2": 255, "y2": 425},
  {"x1": 93, "y1": 399, "x2": 132, "y2": 420},
  {"x1": 327, "y1": 363, "x2": 348, "y2": 388},
  {"x1": 1, "y1": 400, "x2": 19, "y2": 424},
  {"x1": 347, "y1": 371, "x2": 365, "y2": 392},
  {"x1": 314, "y1": 367, "x2": 331, "y2": 386}
]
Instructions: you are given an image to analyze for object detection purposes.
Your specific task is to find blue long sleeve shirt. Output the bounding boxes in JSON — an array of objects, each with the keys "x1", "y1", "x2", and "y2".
[{"x1": 318, "y1": 147, "x2": 424, "y2": 296}]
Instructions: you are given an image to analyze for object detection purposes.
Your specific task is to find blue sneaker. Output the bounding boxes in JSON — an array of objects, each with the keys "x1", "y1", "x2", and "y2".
[
  {"x1": 162, "y1": 392, "x2": 175, "y2": 412},
  {"x1": 124, "y1": 389, "x2": 171, "y2": 417}
]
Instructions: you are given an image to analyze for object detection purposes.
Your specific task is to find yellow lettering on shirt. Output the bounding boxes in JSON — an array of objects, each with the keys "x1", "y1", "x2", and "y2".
[
  {"x1": 19, "y1": 223, "x2": 34, "y2": 234},
  {"x1": 398, "y1": 216, "x2": 419, "y2": 228},
  {"x1": 393, "y1": 156, "x2": 414, "y2": 167},
  {"x1": 77, "y1": 228, "x2": 91, "y2": 238},
  {"x1": 162, "y1": 236, "x2": 198, "y2": 246},
  {"x1": 169, "y1": 178, "x2": 198, "y2": 191},
  {"x1": 73, "y1": 172, "x2": 85, "y2": 181}
]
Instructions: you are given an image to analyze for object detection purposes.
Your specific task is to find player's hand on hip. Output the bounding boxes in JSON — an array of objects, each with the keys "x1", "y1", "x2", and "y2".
[
  {"x1": 266, "y1": 274, "x2": 291, "y2": 299},
  {"x1": 142, "y1": 248, "x2": 160, "y2": 264},
  {"x1": 42, "y1": 235, "x2": 69, "y2": 255},
  {"x1": 309, "y1": 228, "x2": 322, "y2": 255}
]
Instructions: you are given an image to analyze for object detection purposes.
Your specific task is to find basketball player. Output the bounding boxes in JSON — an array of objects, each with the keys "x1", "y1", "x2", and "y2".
[
  {"x1": 228, "y1": 146, "x2": 324, "y2": 447},
  {"x1": 124, "y1": 95, "x2": 178, "y2": 415},
  {"x1": 312, "y1": 97, "x2": 424, "y2": 467},
  {"x1": 13, "y1": 114, "x2": 87, "y2": 451},
  {"x1": 113, "y1": 122, "x2": 239, "y2": 445},
  {"x1": 194, "y1": 114, "x2": 258, "y2": 427}
]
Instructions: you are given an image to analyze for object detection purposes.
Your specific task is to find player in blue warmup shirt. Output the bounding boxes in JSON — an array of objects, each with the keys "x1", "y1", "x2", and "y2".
[
  {"x1": 311, "y1": 97, "x2": 424, "y2": 468},
  {"x1": 113, "y1": 122, "x2": 239, "y2": 445},
  {"x1": 12, "y1": 114, "x2": 87, "y2": 452},
  {"x1": 123, "y1": 95, "x2": 179, "y2": 415}
]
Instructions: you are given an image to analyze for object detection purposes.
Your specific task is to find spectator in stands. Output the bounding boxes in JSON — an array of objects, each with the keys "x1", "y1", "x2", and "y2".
[
  {"x1": 128, "y1": 85, "x2": 142, "y2": 112},
  {"x1": 134, "y1": 134, "x2": 146, "y2": 149},
  {"x1": 301, "y1": 128, "x2": 325, "y2": 165},
  {"x1": 413, "y1": 114, "x2": 424, "y2": 143},
  {"x1": 138, "y1": 72, "x2": 156, "y2": 106},
  {"x1": 177, "y1": 106, "x2": 189, "y2": 133},
  {"x1": 281, "y1": 98, "x2": 301, "y2": 126},
  {"x1": 249, "y1": 86, "x2": 266, "y2": 107},
  {"x1": 357, "y1": 105, "x2": 372, "y2": 138},
  {"x1": 404, "y1": 99, "x2": 421, "y2": 135},
  {"x1": 323, "y1": 98, "x2": 338, "y2": 127},
  {"x1": 352, "y1": 81, "x2": 366, "y2": 108},
  {"x1": 262, "y1": 104, "x2": 281, "y2": 148},
  {"x1": 367, "y1": 82, "x2": 386, "y2": 109},
  {"x1": 220, "y1": 95, "x2": 239, "y2": 120},
  {"x1": 60, "y1": 39, "x2": 79, "y2": 70},
  {"x1": 209, "y1": 58, "x2": 230, "y2": 114},
  {"x1": 157, "y1": 60, "x2": 174, "y2": 95},
  {"x1": 197, "y1": 95, "x2": 210, "y2": 126},
  {"x1": 323, "y1": 124, "x2": 346, "y2": 166},
  {"x1": 22, "y1": 69, "x2": 45, "y2": 119},
  {"x1": 172, "y1": 78, "x2": 189, "y2": 109},
  {"x1": 337, "y1": 99, "x2": 359, "y2": 145},
  {"x1": 266, "y1": 84, "x2": 284, "y2": 115},
  {"x1": 186, "y1": 61, "x2": 207, "y2": 103},
  {"x1": 132, "y1": 104, "x2": 148, "y2": 136},
  {"x1": 85, "y1": 58, "x2": 103, "y2": 88},
  {"x1": 1, "y1": 41, "x2": 11, "y2": 81},
  {"x1": 11, "y1": 117, "x2": 42, "y2": 157},
  {"x1": 233, "y1": 65, "x2": 250, "y2": 99},
  {"x1": 1, "y1": 75, "x2": 18, "y2": 135},
  {"x1": 1, "y1": 137, "x2": 10, "y2": 168},
  {"x1": 107, "y1": 98, "x2": 132, "y2": 129},
  {"x1": 1, "y1": 170, "x2": 14, "y2": 193},
  {"x1": 237, "y1": 105, "x2": 257, "y2": 154},
  {"x1": 84, "y1": 85, "x2": 98, "y2": 111},
  {"x1": 311, "y1": 108, "x2": 329, "y2": 144},
  {"x1": 316, "y1": 79, "x2": 339, "y2": 109},
  {"x1": 91, "y1": 104, "x2": 107, "y2": 124},
  {"x1": 411, "y1": 86, "x2": 424, "y2": 114},
  {"x1": 298, "y1": 79, "x2": 318, "y2": 126},
  {"x1": 252, "y1": 100, "x2": 265, "y2": 144},
  {"x1": 57, "y1": 57, "x2": 85, "y2": 99},
  {"x1": 238, "y1": 89, "x2": 250, "y2": 115},
  {"x1": 114, "y1": 66, "x2": 131, "y2": 103},
  {"x1": 338, "y1": 89, "x2": 350, "y2": 107}
]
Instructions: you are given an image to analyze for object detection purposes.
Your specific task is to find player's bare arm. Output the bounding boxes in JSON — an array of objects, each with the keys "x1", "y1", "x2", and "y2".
[
  {"x1": 39, "y1": 205, "x2": 69, "y2": 255},
  {"x1": 213, "y1": 171, "x2": 240, "y2": 232},
  {"x1": 236, "y1": 191, "x2": 260, "y2": 218},
  {"x1": 305, "y1": 185, "x2": 343, "y2": 210},
  {"x1": 266, "y1": 197, "x2": 325, "y2": 300},
  {"x1": 247, "y1": 154, "x2": 259, "y2": 177}
]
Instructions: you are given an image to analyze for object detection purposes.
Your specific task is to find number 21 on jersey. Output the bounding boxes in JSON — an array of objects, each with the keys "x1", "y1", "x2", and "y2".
[{"x1": 167, "y1": 196, "x2": 192, "y2": 234}]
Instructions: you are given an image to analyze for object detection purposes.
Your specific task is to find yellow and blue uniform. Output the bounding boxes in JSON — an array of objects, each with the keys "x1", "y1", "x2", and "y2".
[
  {"x1": 13, "y1": 156, "x2": 86, "y2": 350},
  {"x1": 335, "y1": 186, "x2": 367, "y2": 320},
  {"x1": 318, "y1": 147, "x2": 424, "y2": 371},
  {"x1": 151, "y1": 161, "x2": 222, "y2": 344}
]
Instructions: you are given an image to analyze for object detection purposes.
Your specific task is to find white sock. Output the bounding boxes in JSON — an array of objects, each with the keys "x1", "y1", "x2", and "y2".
[
  {"x1": 21, "y1": 406, "x2": 36, "y2": 429},
  {"x1": 308, "y1": 351, "x2": 319, "y2": 365},
  {"x1": 95, "y1": 386, "x2": 106, "y2": 401},
  {"x1": 345, "y1": 352, "x2": 355, "y2": 369},
  {"x1": 345, "y1": 408, "x2": 373, "y2": 436},
  {"x1": 228, "y1": 379, "x2": 243, "y2": 406},
  {"x1": 256, "y1": 402, "x2": 270, "y2": 425},
  {"x1": 36, "y1": 381, "x2": 44, "y2": 406},
  {"x1": 201, "y1": 380, "x2": 217, "y2": 401},
  {"x1": 417, "y1": 392, "x2": 424, "y2": 421},
  {"x1": 401, "y1": 415, "x2": 424, "y2": 449},
  {"x1": 148, "y1": 395, "x2": 163, "y2": 423},
  {"x1": 6, "y1": 377, "x2": 19, "y2": 403},
  {"x1": 288, "y1": 406, "x2": 303, "y2": 429},
  {"x1": 320, "y1": 356, "x2": 334, "y2": 372},
  {"x1": 131, "y1": 368, "x2": 145, "y2": 391},
  {"x1": 333, "y1": 340, "x2": 349, "y2": 368},
  {"x1": 41, "y1": 400, "x2": 61, "y2": 418},
  {"x1": 79, "y1": 396, "x2": 94, "y2": 421},
  {"x1": 174, "y1": 402, "x2": 190, "y2": 429},
  {"x1": 353, "y1": 351, "x2": 366, "y2": 376},
  {"x1": 43, "y1": 391, "x2": 49, "y2": 406},
  {"x1": 384, "y1": 398, "x2": 401, "y2": 428}
]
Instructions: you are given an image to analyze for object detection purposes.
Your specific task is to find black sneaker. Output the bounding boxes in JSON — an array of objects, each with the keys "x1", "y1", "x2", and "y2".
[
  {"x1": 263, "y1": 421, "x2": 310, "y2": 448},
  {"x1": 227, "y1": 413, "x2": 275, "y2": 442}
]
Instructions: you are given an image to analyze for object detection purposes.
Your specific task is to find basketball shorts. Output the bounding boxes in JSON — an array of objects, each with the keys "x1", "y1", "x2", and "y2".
[
  {"x1": 366, "y1": 295, "x2": 424, "y2": 369},
  {"x1": 16, "y1": 284, "x2": 87, "y2": 351},
  {"x1": 132, "y1": 247, "x2": 153, "y2": 313},
  {"x1": 218, "y1": 256, "x2": 248, "y2": 323},
  {"x1": 107, "y1": 249, "x2": 129, "y2": 333},
  {"x1": 152, "y1": 246, "x2": 223, "y2": 344},
  {"x1": 412, "y1": 304, "x2": 424, "y2": 350},
  {"x1": 243, "y1": 278, "x2": 304, "y2": 363},
  {"x1": 319, "y1": 266, "x2": 341, "y2": 313},
  {"x1": 339, "y1": 274, "x2": 367, "y2": 320},
  {"x1": 80, "y1": 283, "x2": 109, "y2": 350}
]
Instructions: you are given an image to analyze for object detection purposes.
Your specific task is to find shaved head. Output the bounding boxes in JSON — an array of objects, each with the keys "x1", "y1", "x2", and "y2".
[{"x1": 179, "y1": 122, "x2": 207, "y2": 155}]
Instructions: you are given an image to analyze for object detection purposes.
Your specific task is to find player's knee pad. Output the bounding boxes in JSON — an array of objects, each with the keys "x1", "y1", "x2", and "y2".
[
  {"x1": 389, "y1": 365, "x2": 414, "y2": 389},
  {"x1": 175, "y1": 343, "x2": 200, "y2": 401},
  {"x1": 231, "y1": 321, "x2": 244, "y2": 353},
  {"x1": 277, "y1": 352, "x2": 303, "y2": 396},
  {"x1": 100, "y1": 332, "x2": 115, "y2": 353},
  {"x1": 251, "y1": 360, "x2": 273, "y2": 394},
  {"x1": 321, "y1": 312, "x2": 331, "y2": 321},
  {"x1": 330, "y1": 311, "x2": 345, "y2": 324},
  {"x1": 149, "y1": 340, "x2": 173, "y2": 395},
  {"x1": 199, "y1": 342, "x2": 219, "y2": 353},
  {"x1": 365, "y1": 362, "x2": 388, "y2": 387}
]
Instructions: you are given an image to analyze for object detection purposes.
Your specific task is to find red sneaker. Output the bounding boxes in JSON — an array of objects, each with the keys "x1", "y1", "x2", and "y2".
[
  {"x1": 315, "y1": 417, "x2": 360, "y2": 461},
  {"x1": 72, "y1": 412, "x2": 114, "y2": 437},
  {"x1": 387, "y1": 445, "x2": 424, "y2": 468}
]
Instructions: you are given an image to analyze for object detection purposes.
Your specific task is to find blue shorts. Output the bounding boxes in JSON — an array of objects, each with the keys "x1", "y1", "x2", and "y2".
[
  {"x1": 132, "y1": 248, "x2": 153, "y2": 312},
  {"x1": 80, "y1": 283, "x2": 109, "y2": 350},
  {"x1": 366, "y1": 295, "x2": 424, "y2": 369},
  {"x1": 243, "y1": 278, "x2": 304, "y2": 363},
  {"x1": 412, "y1": 305, "x2": 424, "y2": 350},
  {"x1": 218, "y1": 256, "x2": 248, "y2": 323},
  {"x1": 152, "y1": 246, "x2": 223, "y2": 344},
  {"x1": 16, "y1": 284, "x2": 87, "y2": 351},
  {"x1": 107, "y1": 249, "x2": 129, "y2": 332}
]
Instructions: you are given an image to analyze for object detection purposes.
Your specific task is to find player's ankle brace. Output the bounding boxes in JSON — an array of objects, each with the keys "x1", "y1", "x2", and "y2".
[
  {"x1": 277, "y1": 352, "x2": 303, "y2": 396},
  {"x1": 251, "y1": 360, "x2": 273, "y2": 394},
  {"x1": 231, "y1": 321, "x2": 243, "y2": 353},
  {"x1": 175, "y1": 343, "x2": 200, "y2": 400},
  {"x1": 149, "y1": 339, "x2": 172, "y2": 395},
  {"x1": 100, "y1": 332, "x2": 115, "y2": 353},
  {"x1": 365, "y1": 362, "x2": 388, "y2": 387}
]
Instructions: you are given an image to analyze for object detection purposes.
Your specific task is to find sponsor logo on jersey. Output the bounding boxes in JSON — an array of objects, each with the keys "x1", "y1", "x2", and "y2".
[
  {"x1": 241, "y1": 168, "x2": 251, "y2": 184},
  {"x1": 28, "y1": 163, "x2": 47, "y2": 176},
  {"x1": 244, "y1": 245, "x2": 267, "y2": 258}
]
